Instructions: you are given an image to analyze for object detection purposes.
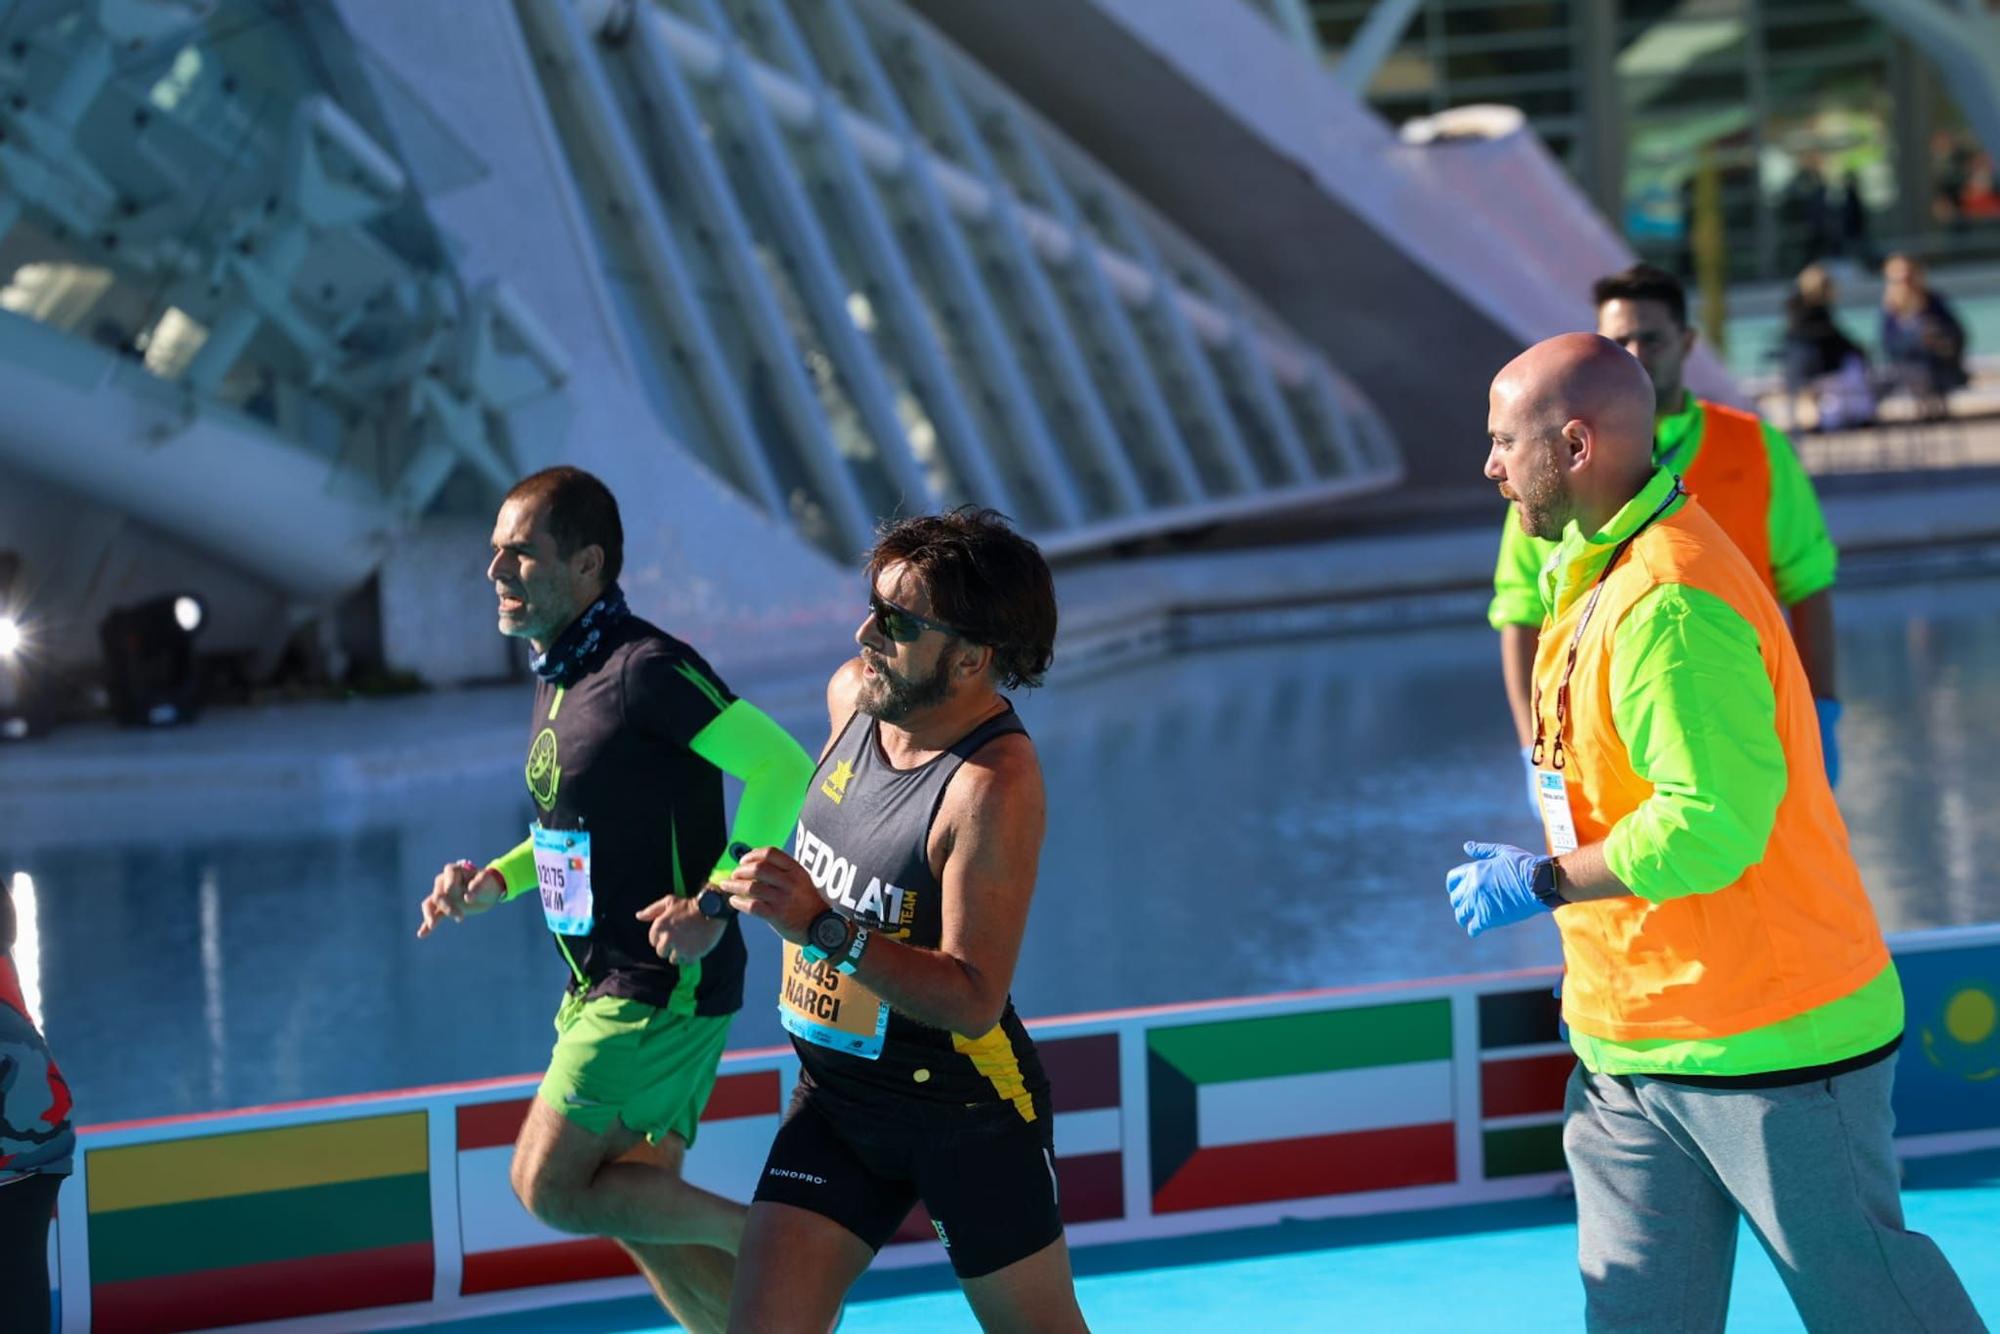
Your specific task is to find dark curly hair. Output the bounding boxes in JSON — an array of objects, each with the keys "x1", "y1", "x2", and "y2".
[{"x1": 865, "y1": 508, "x2": 1057, "y2": 690}]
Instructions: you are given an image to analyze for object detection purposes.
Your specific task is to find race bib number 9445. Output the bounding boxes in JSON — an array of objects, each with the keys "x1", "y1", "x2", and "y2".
[{"x1": 779, "y1": 941, "x2": 888, "y2": 1059}]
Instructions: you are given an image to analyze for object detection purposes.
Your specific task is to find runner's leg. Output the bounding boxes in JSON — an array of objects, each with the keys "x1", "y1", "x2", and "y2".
[
  {"x1": 612, "y1": 1134, "x2": 737, "y2": 1334},
  {"x1": 732, "y1": 1090, "x2": 912, "y2": 1332},
  {"x1": 914, "y1": 1109, "x2": 1081, "y2": 1332},
  {"x1": 960, "y1": 1233, "x2": 1089, "y2": 1333},
  {"x1": 728, "y1": 1201, "x2": 874, "y2": 1334},
  {"x1": 515, "y1": 996, "x2": 744, "y2": 1256},
  {"x1": 622, "y1": 1241, "x2": 735, "y2": 1334},
  {"x1": 510, "y1": 1095, "x2": 744, "y2": 1250}
]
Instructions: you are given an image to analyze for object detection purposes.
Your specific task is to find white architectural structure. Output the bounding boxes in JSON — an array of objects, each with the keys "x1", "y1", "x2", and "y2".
[{"x1": 0, "y1": 0, "x2": 1711, "y2": 688}]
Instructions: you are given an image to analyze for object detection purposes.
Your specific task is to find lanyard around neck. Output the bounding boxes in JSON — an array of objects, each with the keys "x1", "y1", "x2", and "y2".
[{"x1": 1532, "y1": 477, "x2": 1684, "y2": 772}]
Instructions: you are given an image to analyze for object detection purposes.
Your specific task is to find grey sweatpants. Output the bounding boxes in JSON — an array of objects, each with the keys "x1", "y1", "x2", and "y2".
[{"x1": 1564, "y1": 1054, "x2": 1986, "y2": 1333}]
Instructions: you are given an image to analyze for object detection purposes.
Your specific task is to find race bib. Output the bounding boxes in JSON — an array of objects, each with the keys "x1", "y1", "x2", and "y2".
[
  {"x1": 779, "y1": 941, "x2": 889, "y2": 1060},
  {"x1": 1535, "y1": 768, "x2": 1579, "y2": 856},
  {"x1": 532, "y1": 825, "x2": 594, "y2": 936}
]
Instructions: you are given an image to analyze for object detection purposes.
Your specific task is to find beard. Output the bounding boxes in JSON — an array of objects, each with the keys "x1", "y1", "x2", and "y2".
[
  {"x1": 498, "y1": 591, "x2": 565, "y2": 645},
  {"x1": 1512, "y1": 446, "x2": 1571, "y2": 542},
  {"x1": 856, "y1": 651, "x2": 954, "y2": 723}
]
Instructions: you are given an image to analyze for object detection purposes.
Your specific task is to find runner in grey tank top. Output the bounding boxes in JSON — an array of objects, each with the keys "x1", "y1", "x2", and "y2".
[
  {"x1": 781, "y1": 703, "x2": 1049, "y2": 1114},
  {"x1": 722, "y1": 510, "x2": 1087, "y2": 1332}
]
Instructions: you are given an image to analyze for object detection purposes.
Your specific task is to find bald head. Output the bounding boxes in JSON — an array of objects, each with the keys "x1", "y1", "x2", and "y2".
[
  {"x1": 1494, "y1": 334, "x2": 1656, "y2": 465},
  {"x1": 1485, "y1": 334, "x2": 1660, "y2": 541}
]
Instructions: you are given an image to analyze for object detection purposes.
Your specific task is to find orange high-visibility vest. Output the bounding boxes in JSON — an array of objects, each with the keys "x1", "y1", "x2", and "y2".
[
  {"x1": 1537, "y1": 497, "x2": 1885, "y2": 1041},
  {"x1": 1680, "y1": 401, "x2": 1774, "y2": 598}
]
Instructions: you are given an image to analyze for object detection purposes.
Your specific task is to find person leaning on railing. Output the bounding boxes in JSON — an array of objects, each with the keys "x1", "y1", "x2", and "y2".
[{"x1": 0, "y1": 877, "x2": 75, "y2": 1334}]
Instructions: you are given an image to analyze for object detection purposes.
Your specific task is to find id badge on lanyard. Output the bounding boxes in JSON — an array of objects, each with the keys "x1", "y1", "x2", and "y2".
[
  {"x1": 1535, "y1": 768, "x2": 1580, "y2": 855},
  {"x1": 1532, "y1": 478, "x2": 1683, "y2": 861},
  {"x1": 531, "y1": 825, "x2": 594, "y2": 936}
]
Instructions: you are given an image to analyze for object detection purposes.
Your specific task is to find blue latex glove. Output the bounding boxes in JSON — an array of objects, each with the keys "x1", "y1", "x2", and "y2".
[
  {"x1": 1815, "y1": 697, "x2": 1843, "y2": 789},
  {"x1": 1448, "y1": 841, "x2": 1554, "y2": 938},
  {"x1": 1520, "y1": 745, "x2": 1541, "y2": 821}
]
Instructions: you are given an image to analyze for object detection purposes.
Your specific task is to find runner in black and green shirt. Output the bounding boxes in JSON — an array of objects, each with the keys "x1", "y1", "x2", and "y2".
[{"x1": 417, "y1": 467, "x2": 812, "y2": 1334}]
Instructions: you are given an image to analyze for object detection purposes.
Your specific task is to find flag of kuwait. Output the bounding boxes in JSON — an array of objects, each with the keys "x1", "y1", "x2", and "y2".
[{"x1": 1147, "y1": 998, "x2": 1456, "y2": 1213}]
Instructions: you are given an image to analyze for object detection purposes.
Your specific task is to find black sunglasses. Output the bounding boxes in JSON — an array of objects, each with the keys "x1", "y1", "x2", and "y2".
[{"x1": 867, "y1": 592, "x2": 969, "y2": 644}]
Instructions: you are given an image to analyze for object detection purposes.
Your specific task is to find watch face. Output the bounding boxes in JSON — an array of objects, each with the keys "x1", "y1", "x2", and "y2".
[
  {"x1": 1533, "y1": 859, "x2": 1562, "y2": 904},
  {"x1": 809, "y1": 912, "x2": 850, "y2": 951}
]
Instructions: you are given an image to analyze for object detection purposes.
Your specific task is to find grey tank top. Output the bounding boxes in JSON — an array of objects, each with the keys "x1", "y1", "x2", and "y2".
[{"x1": 785, "y1": 703, "x2": 1049, "y2": 1122}]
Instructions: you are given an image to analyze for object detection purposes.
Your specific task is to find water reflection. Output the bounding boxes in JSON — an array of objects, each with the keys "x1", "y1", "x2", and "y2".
[{"x1": 10, "y1": 576, "x2": 2000, "y2": 1122}]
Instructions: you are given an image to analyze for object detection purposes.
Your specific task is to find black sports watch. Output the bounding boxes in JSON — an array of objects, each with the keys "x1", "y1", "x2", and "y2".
[
  {"x1": 802, "y1": 909, "x2": 856, "y2": 965},
  {"x1": 701, "y1": 841, "x2": 753, "y2": 919},
  {"x1": 1530, "y1": 856, "x2": 1569, "y2": 910}
]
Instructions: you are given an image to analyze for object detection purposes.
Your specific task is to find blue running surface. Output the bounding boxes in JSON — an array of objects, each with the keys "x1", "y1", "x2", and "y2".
[{"x1": 396, "y1": 1149, "x2": 2000, "y2": 1332}]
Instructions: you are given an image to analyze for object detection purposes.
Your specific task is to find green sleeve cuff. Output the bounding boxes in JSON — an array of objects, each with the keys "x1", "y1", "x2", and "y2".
[
  {"x1": 1489, "y1": 509, "x2": 1554, "y2": 629},
  {"x1": 489, "y1": 838, "x2": 536, "y2": 901},
  {"x1": 1761, "y1": 423, "x2": 1838, "y2": 604},
  {"x1": 689, "y1": 699, "x2": 815, "y2": 884},
  {"x1": 1603, "y1": 585, "x2": 1787, "y2": 902}
]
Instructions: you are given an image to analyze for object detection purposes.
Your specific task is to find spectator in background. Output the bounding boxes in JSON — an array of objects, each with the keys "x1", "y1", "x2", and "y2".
[
  {"x1": 1782, "y1": 264, "x2": 1872, "y2": 431},
  {"x1": 1780, "y1": 161, "x2": 1833, "y2": 273},
  {"x1": 1837, "y1": 170, "x2": 1872, "y2": 265},
  {"x1": 1, "y1": 876, "x2": 74, "y2": 1333},
  {"x1": 1880, "y1": 254, "x2": 1969, "y2": 418},
  {"x1": 1932, "y1": 133, "x2": 1976, "y2": 228}
]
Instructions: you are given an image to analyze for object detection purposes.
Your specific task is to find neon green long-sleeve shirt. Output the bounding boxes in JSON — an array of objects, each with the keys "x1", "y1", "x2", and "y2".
[
  {"x1": 1489, "y1": 393, "x2": 1838, "y2": 629},
  {"x1": 1541, "y1": 471, "x2": 1899, "y2": 1077},
  {"x1": 489, "y1": 697, "x2": 812, "y2": 896}
]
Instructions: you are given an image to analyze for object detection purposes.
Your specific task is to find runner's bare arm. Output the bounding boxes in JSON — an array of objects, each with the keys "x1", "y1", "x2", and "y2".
[
  {"x1": 910, "y1": 736, "x2": 1046, "y2": 1033},
  {"x1": 729, "y1": 734, "x2": 1045, "y2": 1036}
]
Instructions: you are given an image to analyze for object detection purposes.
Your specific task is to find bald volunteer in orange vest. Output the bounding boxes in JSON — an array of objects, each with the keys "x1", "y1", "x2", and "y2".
[
  {"x1": 1446, "y1": 334, "x2": 1982, "y2": 1333},
  {"x1": 1491, "y1": 265, "x2": 1844, "y2": 801}
]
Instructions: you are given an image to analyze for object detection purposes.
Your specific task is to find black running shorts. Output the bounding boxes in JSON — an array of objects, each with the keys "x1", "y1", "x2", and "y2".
[{"x1": 752, "y1": 1082, "x2": 1063, "y2": 1279}]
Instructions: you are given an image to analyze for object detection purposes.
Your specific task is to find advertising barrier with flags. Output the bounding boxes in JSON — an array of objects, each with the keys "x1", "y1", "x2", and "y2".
[
  {"x1": 1895, "y1": 943, "x2": 2000, "y2": 1136},
  {"x1": 47, "y1": 924, "x2": 2000, "y2": 1332},
  {"x1": 1147, "y1": 999, "x2": 1456, "y2": 1213},
  {"x1": 82, "y1": 1113, "x2": 433, "y2": 1331}
]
